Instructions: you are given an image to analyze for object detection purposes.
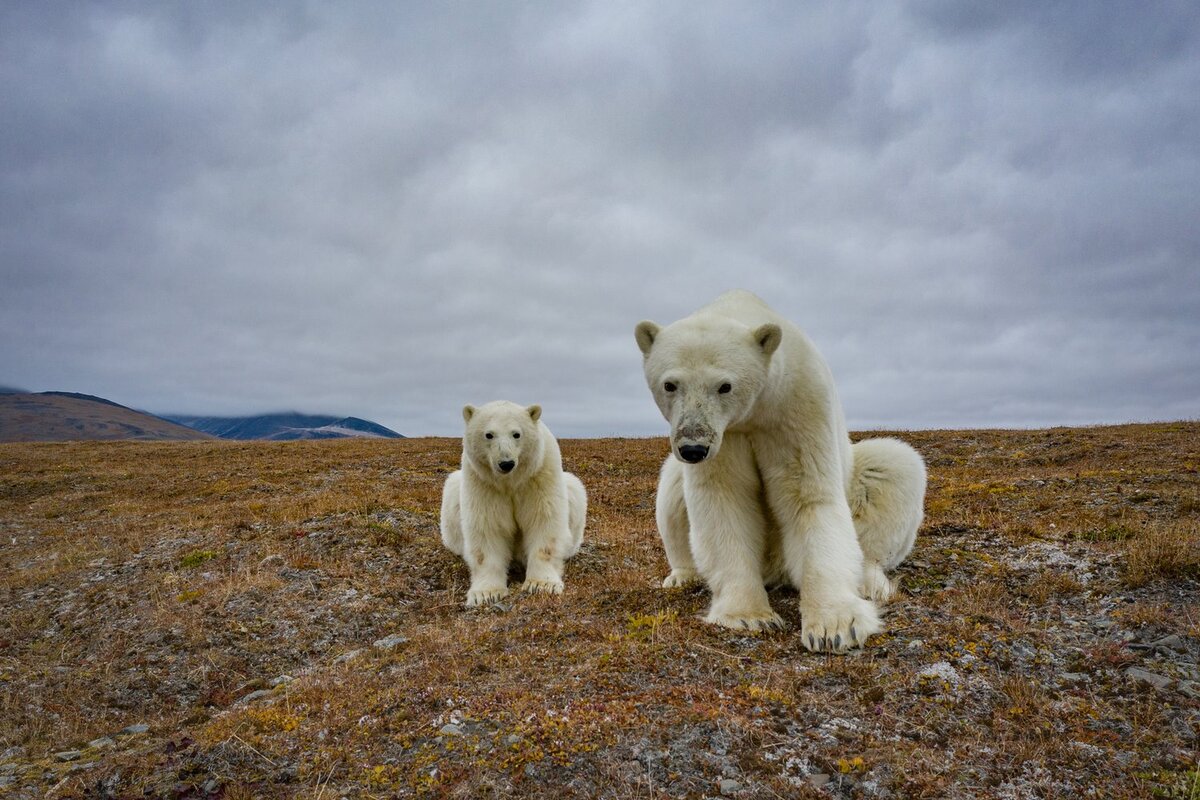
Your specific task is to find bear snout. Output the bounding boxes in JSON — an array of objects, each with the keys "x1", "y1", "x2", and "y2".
[
  {"x1": 498, "y1": 460, "x2": 516, "y2": 473},
  {"x1": 678, "y1": 444, "x2": 710, "y2": 463}
]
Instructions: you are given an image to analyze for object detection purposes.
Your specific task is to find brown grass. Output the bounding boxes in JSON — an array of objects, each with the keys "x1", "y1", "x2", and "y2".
[{"x1": 0, "y1": 423, "x2": 1198, "y2": 798}]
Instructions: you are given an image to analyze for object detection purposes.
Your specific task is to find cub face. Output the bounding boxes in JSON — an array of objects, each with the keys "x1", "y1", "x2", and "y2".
[
  {"x1": 635, "y1": 318, "x2": 781, "y2": 463},
  {"x1": 462, "y1": 401, "x2": 543, "y2": 478}
]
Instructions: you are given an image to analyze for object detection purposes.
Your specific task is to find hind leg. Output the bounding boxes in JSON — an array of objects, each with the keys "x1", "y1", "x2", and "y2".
[
  {"x1": 849, "y1": 438, "x2": 927, "y2": 601},
  {"x1": 656, "y1": 455, "x2": 701, "y2": 588}
]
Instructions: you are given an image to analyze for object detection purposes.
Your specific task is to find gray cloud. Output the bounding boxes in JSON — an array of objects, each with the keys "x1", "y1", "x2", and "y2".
[{"x1": 2, "y1": 2, "x2": 1198, "y2": 436}]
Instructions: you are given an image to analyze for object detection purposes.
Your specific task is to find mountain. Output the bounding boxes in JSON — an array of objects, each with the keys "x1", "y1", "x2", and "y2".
[
  {"x1": 166, "y1": 412, "x2": 404, "y2": 441},
  {"x1": 0, "y1": 393, "x2": 215, "y2": 442}
]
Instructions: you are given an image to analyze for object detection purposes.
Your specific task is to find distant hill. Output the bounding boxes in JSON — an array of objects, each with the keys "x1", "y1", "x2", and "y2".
[
  {"x1": 0, "y1": 385, "x2": 29, "y2": 395},
  {"x1": 0, "y1": 393, "x2": 215, "y2": 442},
  {"x1": 166, "y1": 412, "x2": 404, "y2": 441}
]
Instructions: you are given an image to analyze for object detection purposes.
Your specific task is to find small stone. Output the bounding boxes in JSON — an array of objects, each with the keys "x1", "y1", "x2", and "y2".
[
  {"x1": 373, "y1": 633, "x2": 408, "y2": 650},
  {"x1": 238, "y1": 689, "x2": 274, "y2": 705},
  {"x1": 1126, "y1": 667, "x2": 1172, "y2": 689},
  {"x1": 439, "y1": 724, "x2": 464, "y2": 736},
  {"x1": 87, "y1": 737, "x2": 115, "y2": 749},
  {"x1": 118, "y1": 724, "x2": 149, "y2": 736},
  {"x1": 1151, "y1": 634, "x2": 1186, "y2": 653},
  {"x1": 333, "y1": 649, "x2": 362, "y2": 665},
  {"x1": 0, "y1": 746, "x2": 24, "y2": 761},
  {"x1": 906, "y1": 639, "x2": 924, "y2": 650},
  {"x1": 1058, "y1": 672, "x2": 1088, "y2": 684},
  {"x1": 1176, "y1": 680, "x2": 1200, "y2": 699},
  {"x1": 0, "y1": 776, "x2": 15, "y2": 788},
  {"x1": 504, "y1": 735, "x2": 522, "y2": 746},
  {"x1": 719, "y1": 777, "x2": 743, "y2": 795},
  {"x1": 270, "y1": 674, "x2": 294, "y2": 687},
  {"x1": 808, "y1": 773, "x2": 832, "y2": 787},
  {"x1": 53, "y1": 751, "x2": 82, "y2": 762}
]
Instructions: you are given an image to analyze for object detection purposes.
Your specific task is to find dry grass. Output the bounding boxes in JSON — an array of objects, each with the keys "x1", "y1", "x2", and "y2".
[{"x1": 0, "y1": 423, "x2": 1197, "y2": 798}]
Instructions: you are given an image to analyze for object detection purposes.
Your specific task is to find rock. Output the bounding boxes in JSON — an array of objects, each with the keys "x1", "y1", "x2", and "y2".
[
  {"x1": 1126, "y1": 667, "x2": 1172, "y2": 690},
  {"x1": 1151, "y1": 634, "x2": 1186, "y2": 653},
  {"x1": 87, "y1": 737, "x2": 115, "y2": 749},
  {"x1": 238, "y1": 689, "x2": 274, "y2": 705},
  {"x1": 808, "y1": 773, "x2": 832, "y2": 787},
  {"x1": 906, "y1": 639, "x2": 924, "y2": 650},
  {"x1": 333, "y1": 649, "x2": 362, "y2": 665},
  {"x1": 0, "y1": 746, "x2": 24, "y2": 761},
  {"x1": 53, "y1": 750, "x2": 82, "y2": 762},
  {"x1": 719, "y1": 777, "x2": 743, "y2": 795},
  {"x1": 1176, "y1": 680, "x2": 1200, "y2": 699},
  {"x1": 118, "y1": 724, "x2": 149, "y2": 736},
  {"x1": 373, "y1": 633, "x2": 408, "y2": 650},
  {"x1": 439, "y1": 724, "x2": 464, "y2": 736},
  {"x1": 270, "y1": 674, "x2": 294, "y2": 687},
  {"x1": 1058, "y1": 672, "x2": 1089, "y2": 684},
  {"x1": 0, "y1": 776, "x2": 15, "y2": 788}
]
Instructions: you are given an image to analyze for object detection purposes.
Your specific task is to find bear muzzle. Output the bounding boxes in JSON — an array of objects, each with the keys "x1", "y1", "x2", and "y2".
[
  {"x1": 497, "y1": 460, "x2": 516, "y2": 473},
  {"x1": 678, "y1": 444, "x2": 710, "y2": 463}
]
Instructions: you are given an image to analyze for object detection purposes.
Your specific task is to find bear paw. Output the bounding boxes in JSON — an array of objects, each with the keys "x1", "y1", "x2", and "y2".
[
  {"x1": 465, "y1": 585, "x2": 510, "y2": 608},
  {"x1": 705, "y1": 608, "x2": 786, "y2": 633},
  {"x1": 520, "y1": 577, "x2": 564, "y2": 595},
  {"x1": 859, "y1": 563, "x2": 895, "y2": 603},
  {"x1": 662, "y1": 569, "x2": 702, "y2": 589},
  {"x1": 800, "y1": 596, "x2": 882, "y2": 653}
]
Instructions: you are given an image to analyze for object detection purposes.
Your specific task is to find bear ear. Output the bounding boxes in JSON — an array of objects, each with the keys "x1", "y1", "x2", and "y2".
[
  {"x1": 635, "y1": 321, "x2": 661, "y2": 355},
  {"x1": 526, "y1": 404, "x2": 542, "y2": 422},
  {"x1": 753, "y1": 323, "x2": 782, "y2": 357},
  {"x1": 462, "y1": 405, "x2": 475, "y2": 423}
]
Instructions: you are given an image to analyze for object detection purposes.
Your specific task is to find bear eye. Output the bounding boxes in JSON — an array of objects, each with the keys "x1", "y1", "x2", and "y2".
[
  {"x1": 485, "y1": 432, "x2": 494, "y2": 440},
  {"x1": 664, "y1": 381, "x2": 677, "y2": 393},
  {"x1": 512, "y1": 432, "x2": 520, "y2": 439},
  {"x1": 718, "y1": 382, "x2": 732, "y2": 394}
]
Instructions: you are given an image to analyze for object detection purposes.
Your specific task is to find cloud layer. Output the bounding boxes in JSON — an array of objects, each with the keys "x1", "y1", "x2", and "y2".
[{"x1": 3, "y1": 2, "x2": 1198, "y2": 435}]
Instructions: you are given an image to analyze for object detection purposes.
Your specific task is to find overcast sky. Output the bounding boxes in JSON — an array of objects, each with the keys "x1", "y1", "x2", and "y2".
[{"x1": 2, "y1": 2, "x2": 1198, "y2": 437}]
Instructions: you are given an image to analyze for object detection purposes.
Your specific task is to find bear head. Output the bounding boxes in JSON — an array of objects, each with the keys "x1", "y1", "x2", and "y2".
[
  {"x1": 635, "y1": 316, "x2": 781, "y2": 464},
  {"x1": 461, "y1": 400, "x2": 544, "y2": 480}
]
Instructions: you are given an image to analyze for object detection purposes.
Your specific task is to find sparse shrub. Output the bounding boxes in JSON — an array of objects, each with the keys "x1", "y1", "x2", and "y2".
[
  {"x1": 178, "y1": 549, "x2": 219, "y2": 568},
  {"x1": 1123, "y1": 521, "x2": 1200, "y2": 588}
]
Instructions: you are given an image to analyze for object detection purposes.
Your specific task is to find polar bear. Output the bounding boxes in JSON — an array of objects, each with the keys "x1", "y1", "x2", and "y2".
[
  {"x1": 636, "y1": 290, "x2": 926, "y2": 652},
  {"x1": 440, "y1": 401, "x2": 587, "y2": 607}
]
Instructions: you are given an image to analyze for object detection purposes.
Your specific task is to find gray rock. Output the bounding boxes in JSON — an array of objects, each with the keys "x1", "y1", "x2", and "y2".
[
  {"x1": 1151, "y1": 634, "x2": 1186, "y2": 653},
  {"x1": 270, "y1": 674, "x2": 294, "y2": 687},
  {"x1": 238, "y1": 689, "x2": 274, "y2": 705},
  {"x1": 87, "y1": 737, "x2": 115, "y2": 749},
  {"x1": 0, "y1": 776, "x2": 15, "y2": 788},
  {"x1": 1058, "y1": 672, "x2": 1089, "y2": 684},
  {"x1": 1126, "y1": 667, "x2": 1172, "y2": 689},
  {"x1": 373, "y1": 633, "x2": 408, "y2": 650},
  {"x1": 439, "y1": 724, "x2": 464, "y2": 736},
  {"x1": 118, "y1": 724, "x2": 149, "y2": 736},
  {"x1": 1176, "y1": 680, "x2": 1200, "y2": 699},
  {"x1": 332, "y1": 649, "x2": 362, "y2": 665},
  {"x1": 719, "y1": 778, "x2": 743, "y2": 795},
  {"x1": 53, "y1": 751, "x2": 82, "y2": 762},
  {"x1": 0, "y1": 746, "x2": 24, "y2": 761},
  {"x1": 809, "y1": 773, "x2": 832, "y2": 787},
  {"x1": 504, "y1": 735, "x2": 522, "y2": 746}
]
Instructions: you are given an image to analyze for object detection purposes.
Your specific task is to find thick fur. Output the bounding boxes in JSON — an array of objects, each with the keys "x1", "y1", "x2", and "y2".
[
  {"x1": 637, "y1": 290, "x2": 926, "y2": 652},
  {"x1": 440, "y1": 401, "x2": 586, "y2": 607}
]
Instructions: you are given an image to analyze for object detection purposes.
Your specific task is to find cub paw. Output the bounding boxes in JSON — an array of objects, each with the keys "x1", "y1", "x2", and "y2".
[
  {"x1": 800, "y1": 596, "x2": 882, "y2": 653},
  {"x1": 705, "y1": 608, "x2": 786, "y2": 633},
  {"x1": 521, "y1": 578, "x2": 564, "y2": 595},
  {"x1": 662, "y1": 569, "x2": 702, "y2": 589},
  {"x1": 465, "y1": 585, "x2": 510, "y2": 607}
]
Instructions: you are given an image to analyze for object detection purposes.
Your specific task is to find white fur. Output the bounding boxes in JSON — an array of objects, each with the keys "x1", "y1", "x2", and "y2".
[
  {"x1": 440, "y1": 401, "x2": 586, "y2": 607},
  {"x1": 637, "y1": 290, "x2": 926, "y2": 652}
]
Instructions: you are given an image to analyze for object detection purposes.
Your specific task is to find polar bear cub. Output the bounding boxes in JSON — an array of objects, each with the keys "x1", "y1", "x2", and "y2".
[
  {"x1": 636, "y1": 290, "x2": 926, "y2": 652},
  {"x1": 441, "y1": 401, "x2": 586, "y2": 607}
]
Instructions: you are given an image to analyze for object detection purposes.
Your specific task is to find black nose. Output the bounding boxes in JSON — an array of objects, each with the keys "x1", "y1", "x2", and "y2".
[
  {"x1": 679, "y1": 445, "x2": 709, "y2": 463},
  {"x1": 498, "y1": 460, "x2": 515, "y2": 473}
]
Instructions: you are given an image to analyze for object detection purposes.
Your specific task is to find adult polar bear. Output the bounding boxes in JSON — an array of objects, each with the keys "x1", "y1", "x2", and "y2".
[
  {"x1": 636, "y1": 290, "x2": 925, "y2": 652},
  {"x1": 441, "y1": 402, "x2": 586, "y2": 607}
]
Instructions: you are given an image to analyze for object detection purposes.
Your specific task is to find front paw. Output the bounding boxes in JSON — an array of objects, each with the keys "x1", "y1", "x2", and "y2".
[
  {"x1": 800, "y1": 596, "x2": 881, "y2": 652},
  {"x1": 662, "y1": 568, "x2": 702, "y2": 589},
  {"x1": 705, "y1": 608, "x2": 786, "y2": 633},
  {"x1": 520, "y1": 577, "x2": 564, "y2": 595},
  {"x1": 466, "y1": 584, "x2": 510, "y2": 607}
]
